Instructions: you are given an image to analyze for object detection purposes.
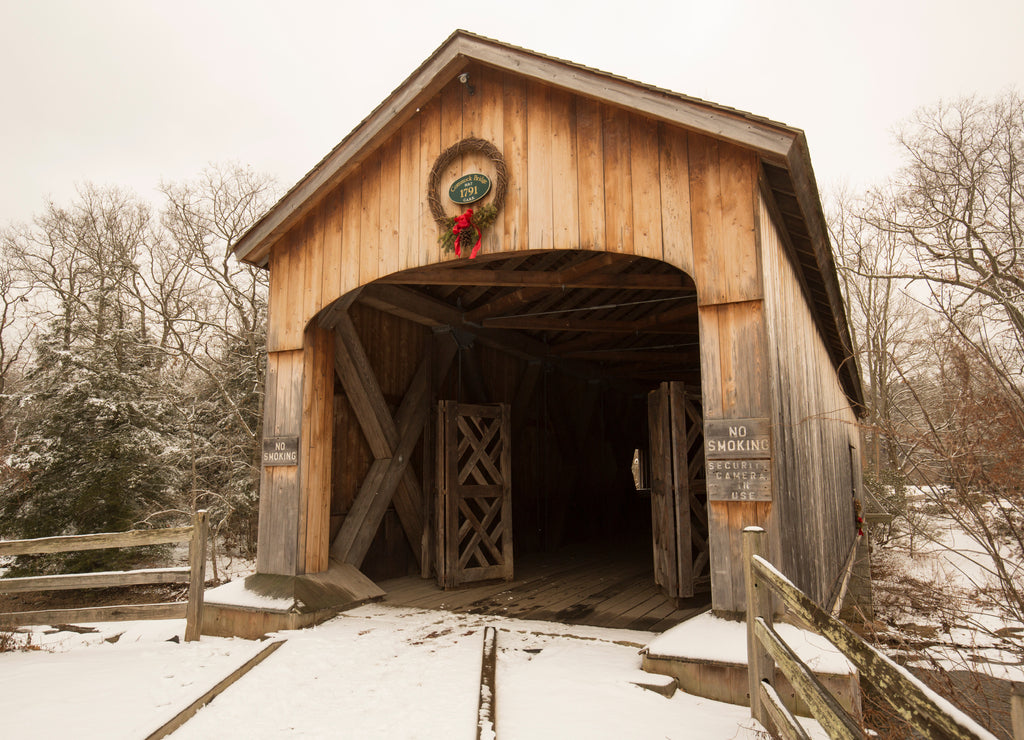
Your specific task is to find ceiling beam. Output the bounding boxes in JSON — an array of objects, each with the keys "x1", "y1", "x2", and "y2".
[
  {"x1": 464, "y1": 253, "x2": 625, "y2": 322},
  {"x1": 378, "y1": 268, "x2": 692, "y2": 291},
  {"x1": 551, "y1": 349, "x2": 700, "y2": 365},
  {"x1": 481, "y1": 316, "x2": 695, "y2": 334},
  {"x1": 358, "y1": 283, "x2": 550, "y2": 361}
]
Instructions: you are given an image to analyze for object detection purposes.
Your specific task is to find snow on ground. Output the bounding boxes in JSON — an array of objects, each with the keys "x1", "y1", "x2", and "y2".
[
  {"x1": 872, "y1": 490, "x2": 1024, "y2": 680},
  {"x1": 0, "y1": 603, "x2": 831, "y2": 739},
  {"x1": 0, "y1": 620, "x2": 269, "y2": 739}
]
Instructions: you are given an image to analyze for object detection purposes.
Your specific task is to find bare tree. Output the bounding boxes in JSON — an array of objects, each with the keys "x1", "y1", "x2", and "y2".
[
  {"x1": 830, "y1": 187, "x2": 924, "y2": 479},
  {"x1": 832, "y1": 92, "x2": 1024, "y2": 653},
  {"x1": 0, "y1": 239, "x2": 30, "y2": 434},
  {"x1": 157, "y1": 164, "x2": 278, "y2": 553},
  {"x1": 886, "y1": 93, "x2": 1024, "y2": 415},
  {"x1": 158, "y1": 163, "x2": 275, "y2": 440},
  {"x1": 0, "y1": 166, "x2": 277, "y2": 560}
]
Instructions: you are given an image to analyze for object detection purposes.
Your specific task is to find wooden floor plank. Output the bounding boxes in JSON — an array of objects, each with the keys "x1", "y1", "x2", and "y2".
[{"x1": 378, "y1": 541, "x2": 708, "y2": 632}]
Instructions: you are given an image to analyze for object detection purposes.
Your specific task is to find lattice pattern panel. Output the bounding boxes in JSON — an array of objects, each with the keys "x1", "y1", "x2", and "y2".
[
  {"x1": 457, "y1": 494, "x2": 507, "y2": 569},
  {"x1": 437, "y1": 401, "x2": 512, "y2": 588},
  {"x1": 456, "y1": 415, "x2": 505, "y2": 486}
]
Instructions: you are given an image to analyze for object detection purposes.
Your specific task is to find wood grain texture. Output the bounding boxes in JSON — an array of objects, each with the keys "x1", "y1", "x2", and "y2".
[
  {"x1": 575, "y1": 97, "x2": 605, "y2": 250},
  {"x1": 648, "y1": 385, "x2": 675, "y2": 596},
  {"x1": 0, "y1": 527, "x2": 191, "y2": 557},
  {"x1": 526, "y1": 80, "x2": 553, "y2": 251},
  {"x1": 378, "y1": 135, "x2": 402, "y2": 278},
  {"x1": 418, "y1": 99, "x2": 442, "y2": 268},
  {"x1": 340, "y1": 176, "x2": 363, "y2": 300},
  {"x1": 0, "y1": 602, "x2": 188, "y2": 628},
  {"x1": 232, "y1": 31, "x2": 797, "y2": 267},
  {"x1": 629, "y1": 113, "x2": 662, "y2": 261},
  {"x1": 759, "y1": 194, "x2": 860, "y2": 605},
  {"x1": 602, "y1": 105, "x2": 633, "y2": 253},
  {"x1": 185, "y1": 509, "x2": 208, "y2": 641},
  {"x1": 659, "y1": 124, "x2": 695, "y2": 277},
  {"x1": 0, "y1": 568, "x2": 190, "y2": 593},
  {"x1": 669, "y1": 382, "x2": 694, "y2": 598},
  {"x1": 257, "y1": 350, "x2": 303, "y2": 575},
  {"x1": 300, "y1": 325, "x2": 335, "y2": 573},
  {"x1": 321, "y1": 186, "x2": 345, "y2": 306},
  {"x1": 549, "y1": 87, "x2": 579, "y2": 250},
  {"x1": 358, "y1": 153, "x2": 383, "y2": 287},
  {"x1": 502, "y1": 73, "x2": 528, "y2": 252},
  {"x1": 301, "y1": 205, "x2": 325, "y2": 333},
  {"x1": 261, "y1": 78, "x2": 736, "y2": 351},
  {"x1": 398, "y1": 118, "x2": 421, "y2": 273},
  {"x1": 697, "y1": 294, "x2": 773, "y2": 613}
]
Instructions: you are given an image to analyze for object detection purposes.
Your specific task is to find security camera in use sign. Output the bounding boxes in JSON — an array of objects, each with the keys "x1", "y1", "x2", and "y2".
[{"x1": 704, "y1": 418, "x2": 771, "y2": 502}]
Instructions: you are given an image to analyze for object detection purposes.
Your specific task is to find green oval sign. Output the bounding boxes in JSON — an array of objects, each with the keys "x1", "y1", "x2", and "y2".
[{"x1": 448, "y1": 173, "x2": 491, "y2": 205}]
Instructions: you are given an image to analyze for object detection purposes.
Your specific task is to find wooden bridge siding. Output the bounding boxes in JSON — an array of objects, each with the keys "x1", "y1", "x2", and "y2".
[
  {"x1": 298, "y1": 324, "x2": 335, "y2": 574},
  {"x1": 759, "y1": 194, "x2": 859, "y2": 605},
  {"x1": 262, "y1": 67, "x2": 722, "y2": 354},
  {"x1": 255, "y1": 324, "x2": 336, "y2": 576},
  {"x1": 690, "y1": 136, "x2": 772, "y2": 614},
  {"x1": 256, "y1": 348, "x2": 302, "y2": 575},
  {"x1": 257, "y1": 65, "x2": 775, "y2": 610}
]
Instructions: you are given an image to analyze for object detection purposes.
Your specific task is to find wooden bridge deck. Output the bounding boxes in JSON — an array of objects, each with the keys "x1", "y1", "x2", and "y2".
[{"x1": 377, "y1": 542, "x2": 709, "y2": 632}]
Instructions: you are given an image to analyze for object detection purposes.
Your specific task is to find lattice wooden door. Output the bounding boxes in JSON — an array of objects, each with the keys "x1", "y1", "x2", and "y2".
[
  {"x1": 648, "y1": 382, "x2": 709, "y2": 599},
  {"x1": 436, "y1": 401, "x2": 513, "y2": 589}
]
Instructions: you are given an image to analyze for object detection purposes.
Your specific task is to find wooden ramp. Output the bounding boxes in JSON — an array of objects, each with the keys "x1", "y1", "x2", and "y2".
[{"x1": 379, "y1": 541, "x2": 708, "y2": 632}]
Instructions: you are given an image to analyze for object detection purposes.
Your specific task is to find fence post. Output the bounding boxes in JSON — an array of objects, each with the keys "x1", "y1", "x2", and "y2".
[
  {"x1": 185, "y1": 510, "x2": 208, "y2": 642},
  {"x1": 744, "y1": 526, "x2": 774, "y2": 729},
  {"x1": 1012, "y1": 682, "x2": 1024, "y2": 740}
]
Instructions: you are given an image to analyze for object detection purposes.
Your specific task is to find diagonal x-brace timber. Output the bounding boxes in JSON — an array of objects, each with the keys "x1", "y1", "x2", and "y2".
[{"x1": 330, "y1": 313, "x2": 456, "y2": 567}]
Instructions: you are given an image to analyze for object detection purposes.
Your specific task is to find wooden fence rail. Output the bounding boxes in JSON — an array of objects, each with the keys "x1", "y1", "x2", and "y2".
[
  {"x1": 742, "y1": 526, "x2": 997, "y2": 740},
  {"x1": 0, "y1": 511, "x2": 208, "y2": 641}
]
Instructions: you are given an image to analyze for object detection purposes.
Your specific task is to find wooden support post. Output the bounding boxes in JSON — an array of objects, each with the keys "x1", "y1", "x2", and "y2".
[
  {"x1": 256, "y1": 349, "x2": 303, "y2": 576},
  {"x1": 185, "y1": 510, "x2": 208, "y2": 642},
  {"x1": 299, "y1": 324, "x2": 336, "y2": 574},
  {"x1": 743, "y1": 526, "x2": 773, "y2": 727},
  {"x1": 1013, "y1": 683, "x2": 1024, "y2": 740}
]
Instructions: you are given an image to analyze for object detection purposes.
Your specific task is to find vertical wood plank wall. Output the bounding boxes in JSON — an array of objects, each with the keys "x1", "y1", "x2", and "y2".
[
  {"x1": 299, "y1": 324, "x2": 335, "y2": 574},
  {"x1": 256, "y1": 349, "x2": 303, "y2": 574},
  {"x1": 264, "y1": 65, "x2": 712, "y2": 354},
  {"x1": 689, "y1": 137, "x2": 771, "y2": 614},
  {"x1": 760, "y1": 194, "x2": 859, "y2": 605}
]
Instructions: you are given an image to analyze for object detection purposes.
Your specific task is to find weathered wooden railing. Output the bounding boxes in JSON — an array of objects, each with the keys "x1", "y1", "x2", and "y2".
[
  {"x1": 743, "y1": 526, "x2": 997, "y2": 740},
  {"x1": 0, "y1": 510, "x2": 208, "y2": 641}
]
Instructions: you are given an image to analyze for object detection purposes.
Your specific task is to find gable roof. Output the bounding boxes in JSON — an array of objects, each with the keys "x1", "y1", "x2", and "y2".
[
  {"x1": 234, "y1": 29, "x2": 810, "y2": 266},
  {"x1": 233, "y1": 30, "x2": 863, "y2": 410}
]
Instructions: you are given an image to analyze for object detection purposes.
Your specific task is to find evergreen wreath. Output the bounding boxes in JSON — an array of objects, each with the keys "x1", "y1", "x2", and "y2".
[{"x1": 427, "y1": 137, "x2": 508, "y2": 257}]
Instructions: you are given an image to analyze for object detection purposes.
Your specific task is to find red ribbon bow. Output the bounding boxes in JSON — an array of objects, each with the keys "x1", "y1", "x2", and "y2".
[{"x1": 452, "y1": 208, "x2": 482, "y2": 259}]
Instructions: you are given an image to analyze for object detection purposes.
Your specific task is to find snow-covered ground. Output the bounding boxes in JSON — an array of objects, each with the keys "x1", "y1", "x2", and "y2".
[
  {"x1": 871, "y1": 490, "x2": 1024, "y2": 680},
  {"x1": 0, "y1": 603, "x2": 831, "y2": 739},
  {"x1": 8, "y1": 488, "x2": 1020, "y2": 738}
]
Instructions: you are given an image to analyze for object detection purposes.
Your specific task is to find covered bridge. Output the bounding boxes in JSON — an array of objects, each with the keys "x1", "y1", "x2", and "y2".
[{"x1": 210, "y1": 31, "x2": 866, "y2": 637}]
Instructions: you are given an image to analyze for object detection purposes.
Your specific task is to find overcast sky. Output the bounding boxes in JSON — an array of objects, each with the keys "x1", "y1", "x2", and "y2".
[{"x1": 2, "y1": 0, "x2": 1022, "y2": 228}]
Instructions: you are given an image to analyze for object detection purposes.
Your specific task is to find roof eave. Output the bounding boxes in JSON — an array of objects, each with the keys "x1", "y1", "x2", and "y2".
[{"x1": 784, "y1": 134, "x2": 866, "y2": 411}]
